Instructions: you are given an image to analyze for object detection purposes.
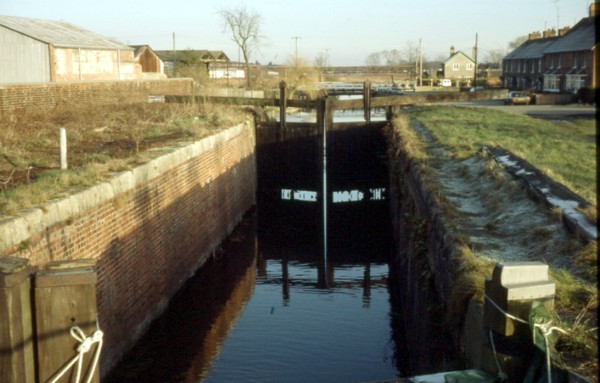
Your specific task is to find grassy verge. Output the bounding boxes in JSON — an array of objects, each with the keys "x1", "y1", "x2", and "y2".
[
  {"x1": 407, "y1": 106, "x2": 596, "y2": 206},
  {"x1": 392, "y1": 108, "x2": 597, "y2": 381},
  {"x1": 0, "y1": 102, "x2": 247, "y2": 217}
]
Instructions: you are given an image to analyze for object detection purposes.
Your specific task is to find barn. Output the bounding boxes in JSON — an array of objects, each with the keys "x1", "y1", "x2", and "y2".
[{"x1": 0, "y1": 15, "x2": 142, "y2": 83}]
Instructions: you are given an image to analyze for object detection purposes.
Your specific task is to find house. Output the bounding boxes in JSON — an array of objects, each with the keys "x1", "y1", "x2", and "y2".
[
  {"x1": 154, "y1": 50, "x2": 230, "y2": 77},
  {"x1": 502, "y1": 3, "x2": 598, "y2": 93},
  {"x1": 0, "y1": 15, "x2": 142, "y2": 84},
  {"x1": 441, "y1": 47, "x2": 476, "y2": 85},
  {"x1": 131, "y1": 45, "x2": 166, "y2": 79}
]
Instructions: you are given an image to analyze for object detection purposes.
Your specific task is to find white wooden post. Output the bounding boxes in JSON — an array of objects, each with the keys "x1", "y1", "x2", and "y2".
[{"x1": 60, "y1": 127, "x2": 67, "y2": 170}]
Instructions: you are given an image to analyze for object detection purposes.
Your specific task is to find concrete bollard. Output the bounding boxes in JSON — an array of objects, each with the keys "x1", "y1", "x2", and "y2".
[
  {"x1": 34, "y1": 259, "x2": 100, "y2": 383},
  {"x1": 0, "y1": 256, "x2": 35, "y2": 383},
  {"x1": 483, "y1": 262, "x2": 555, "y2": 339}
]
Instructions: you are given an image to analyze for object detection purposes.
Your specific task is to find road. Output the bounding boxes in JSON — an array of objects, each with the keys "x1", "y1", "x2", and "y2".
[{"x1": 445, "y1": 99, "x2": 596, "y2": 118}]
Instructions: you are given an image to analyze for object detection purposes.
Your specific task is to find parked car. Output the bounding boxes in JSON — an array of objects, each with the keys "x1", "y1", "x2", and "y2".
[{"x1": 504, "y1": 91, "x2": 531, "y2": 105}]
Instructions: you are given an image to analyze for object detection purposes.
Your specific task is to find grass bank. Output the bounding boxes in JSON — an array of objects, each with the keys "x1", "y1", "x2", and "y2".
[
  {"x1": 0, "y1": 102, "x2": 247, "y2": 217},
  {"x1": 408, "y1": 106, "x2": 596, "y2": 207},
  {"x1": 392, "y1": 107, "x2": 597, "y2": 381}
]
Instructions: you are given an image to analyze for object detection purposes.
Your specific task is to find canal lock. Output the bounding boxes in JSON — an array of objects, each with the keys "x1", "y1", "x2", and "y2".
[{"x1": 107, "y1": 116, "x2": 464, "y2": 381}]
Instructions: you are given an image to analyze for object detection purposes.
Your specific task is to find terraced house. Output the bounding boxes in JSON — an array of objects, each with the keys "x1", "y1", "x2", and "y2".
[{"x1": 502, "y1": 2, "x2": 598, "y2": 93}]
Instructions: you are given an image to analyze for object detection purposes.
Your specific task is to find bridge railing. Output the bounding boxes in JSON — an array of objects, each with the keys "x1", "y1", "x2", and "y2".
[{"x1": 169, "y1": 81, "x2": 506, "y2": 129}]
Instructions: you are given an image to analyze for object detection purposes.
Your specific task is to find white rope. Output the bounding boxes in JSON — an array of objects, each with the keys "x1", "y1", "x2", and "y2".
[
  {"x1": 488, "y1": 329, "x2": 508, "y2": 381},
  {"x1": 534, "y1": 322, "x2": 568, "y2": 383},
  {"x1": 48, "y1": 325, "x2": 103, "y2": 383},
  {"x1": 484, "y1": 293, "x2": 529, "y2": 324},
  {"x1": 484, "y1": 294, "x2": 568, "y2": 383}
]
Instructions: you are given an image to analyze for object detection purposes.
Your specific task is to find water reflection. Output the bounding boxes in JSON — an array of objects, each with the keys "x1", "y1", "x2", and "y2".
[{"x1": 107, "y1": 210, "x2": 399, "y2": 383}]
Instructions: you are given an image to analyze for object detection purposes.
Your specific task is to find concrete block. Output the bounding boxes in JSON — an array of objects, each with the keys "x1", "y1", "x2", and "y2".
[
  {"x1": 109, "y1": 171, "x2": 135, "y2": 195},
  {"x1": 484, "y1": 262, "x2": 555, "y2": 338}
]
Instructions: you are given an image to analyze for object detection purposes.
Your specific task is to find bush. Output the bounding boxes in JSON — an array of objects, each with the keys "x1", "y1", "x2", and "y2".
[{"x1": 576, "y1": 87, "x2": 596, "y2": 104}]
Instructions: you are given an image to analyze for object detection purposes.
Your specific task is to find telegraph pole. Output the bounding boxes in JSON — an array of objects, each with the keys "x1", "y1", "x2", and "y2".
[
  {"x1": 292, "y1": 36, "x2": 302, "y2": 68},
  {"x1": 473, "y1": 33, "x2": 478, "y2": 88}
]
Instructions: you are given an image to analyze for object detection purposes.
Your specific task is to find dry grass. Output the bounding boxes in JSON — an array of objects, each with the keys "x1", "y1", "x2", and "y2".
[{"x1": 0, "y1": 102, "x2": 247, "y2": 217}]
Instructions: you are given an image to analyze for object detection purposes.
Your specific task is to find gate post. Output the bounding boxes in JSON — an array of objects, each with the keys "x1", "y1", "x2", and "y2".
[
  {"x1": 279, "y1": 80, "x2": 287, "y2": 132},
  {"x1": 363, "y1": 81, "x2": 371, "y2": 124},
  {"x1": 0, "y1": 256, "x2": 35, "y2": 383},
  {"x1": 34, "y1": 259, "x2": 100, "y2": 383}
]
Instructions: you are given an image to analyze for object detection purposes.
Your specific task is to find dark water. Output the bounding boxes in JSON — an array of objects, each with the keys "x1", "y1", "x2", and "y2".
[
  {"x1": 108, "y1": 124, "x2": 457, "y2": 382},
  {"x1": 107, "y1": 210, "x2": 400, "y2": 383}
]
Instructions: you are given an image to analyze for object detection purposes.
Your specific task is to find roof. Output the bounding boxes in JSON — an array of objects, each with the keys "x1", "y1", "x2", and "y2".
[
  {"x1": 131, "y1": 45, "x2": 161, "y2": 58},
  {"x1": 543, "y1": 16, "x2": 597, "y2": 54},
  {"x1": 503, "y1": 37, "x2": 559, "y2": 60},
  {"x1": 444, "y1": 51, "x2": 475, "y2": 64},
  {"x1": 154, "y1": 50, "x2": 230, "y2": 62},
  {"x1": 0, "y1": 15, "x2": 131, "y2": 50}
]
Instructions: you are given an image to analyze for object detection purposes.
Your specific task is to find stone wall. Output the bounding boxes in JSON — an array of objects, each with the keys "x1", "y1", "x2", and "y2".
[
  {"x1": 0, "y1": 78, "x2": 194, "y2": 115},
  {"x1": 0, "y1": 120, "x2": 256, "y2": 375}
]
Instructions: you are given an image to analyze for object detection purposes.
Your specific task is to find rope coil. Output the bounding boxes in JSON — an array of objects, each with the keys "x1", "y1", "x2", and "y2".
[{"x1": 48, "y1": 325, "x2": 103, "y2": 383}]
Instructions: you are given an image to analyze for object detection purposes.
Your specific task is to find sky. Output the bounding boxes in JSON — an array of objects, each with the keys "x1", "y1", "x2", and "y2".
[{"x1": 0, "y1": 0, "x2": 592, "y2": 66}]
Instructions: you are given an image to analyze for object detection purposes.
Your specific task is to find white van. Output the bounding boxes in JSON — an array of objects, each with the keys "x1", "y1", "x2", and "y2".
[{"x1": 441, "y1": 79, "x2": 452, "y2": 87}]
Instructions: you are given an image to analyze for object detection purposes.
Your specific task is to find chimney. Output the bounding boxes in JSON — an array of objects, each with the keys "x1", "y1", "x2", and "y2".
[
  {"x1": 591, "y1": 2, "x2": 600, "y2": 17},
  {"x1": 558, "y1": 26, "x2": 570, "y2": 36},
  {"x1": 542, "y1": 28, "x2": 557, "y2": 38},
  {"x1": 450, "y1": 45, "x2": 455, "y2": 57},
  {"x1": 528, "y1": 31, "x2": 542, "y2": 40}
]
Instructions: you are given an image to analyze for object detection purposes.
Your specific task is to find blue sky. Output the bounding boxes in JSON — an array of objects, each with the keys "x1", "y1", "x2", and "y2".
[{"x1": 0, "y1": 0, "x2": 592, "y2": 65}]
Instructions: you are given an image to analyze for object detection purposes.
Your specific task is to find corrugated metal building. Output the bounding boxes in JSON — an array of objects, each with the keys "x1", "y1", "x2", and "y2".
[{"x1": 0, "y1": 15, "x2": 142, "y2": 84}]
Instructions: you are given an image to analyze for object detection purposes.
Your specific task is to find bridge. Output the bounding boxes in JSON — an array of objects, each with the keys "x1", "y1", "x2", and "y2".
[{"x1": 185, "y1": 81, "x2": 506, "y2": 128}]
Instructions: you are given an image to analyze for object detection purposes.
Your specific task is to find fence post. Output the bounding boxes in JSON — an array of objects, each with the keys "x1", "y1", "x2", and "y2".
[
  {"x1": 0, "y1": 256, "x2": 35, "y2": 383},
  {"x1": 60, "y1": 127, "x2": 67, "y2": 170},
  {"x1": 34, "y1": 259, "x2": 100, "y2": 383}
]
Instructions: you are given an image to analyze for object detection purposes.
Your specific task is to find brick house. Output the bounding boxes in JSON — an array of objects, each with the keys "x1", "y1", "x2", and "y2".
[
  {"x1": 442, "y1": 47, "x2": 476, "y2": 86},
  {"x1": 0, "y1": 15, "x2": 142, "y2": 84},
  {"x1": 502, "y1": 3, "x2": 598, "y2": 93}
]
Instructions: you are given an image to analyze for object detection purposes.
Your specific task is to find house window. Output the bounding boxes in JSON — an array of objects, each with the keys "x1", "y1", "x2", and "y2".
[
  {"x1": 538, "y1": 59, "x2": 542, "y2": 72},
  {"x1": 466, "y1": 63, "x2": 473, "y2": 70},
  {"x1": 452, "y1": 63, "x2": 459, "y2": 70},
  {"x1": 543, "y1": 74, "x2": 560, "y2": 92},
  {"x1": 566, "y1": 75, "x2": 587, "y2": 92}
]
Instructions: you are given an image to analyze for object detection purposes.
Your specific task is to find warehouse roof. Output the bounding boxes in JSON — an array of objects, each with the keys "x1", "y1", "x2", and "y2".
[{"x1": 0, "y1": 15, "x2": 131, "y2": 50}]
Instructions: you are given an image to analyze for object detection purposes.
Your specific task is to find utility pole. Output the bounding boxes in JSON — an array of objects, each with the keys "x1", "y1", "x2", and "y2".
[
  {"x1": 418, "y1": 38, "x2": 423, "y2": 87},
  {"x1": 292, "y1": 36, "x2": 302, "y2": 68},
  {"x1": 172, "y1": 32, "x2": 176, "y2": 75},
  {"x1": 473, "y1": 33, "x2": 478, "y2": 88}
]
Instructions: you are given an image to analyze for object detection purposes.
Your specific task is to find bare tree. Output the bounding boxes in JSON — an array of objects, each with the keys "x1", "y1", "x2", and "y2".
[
  {"x1": 314, "y1": 50, "x2": 330, "y2": 68},
  {"x1": 483, "y1": 48, "x2": 507, "y2": 68},
  {"x1": 365, "y1": 52, "x2": 382, "y2": 66},
  {"x1": 402, "y1": 40, "x2": 419, "y2": 65},
  {"x1": 508, "y1": 35, "x2": 528, "y2": 50},
  {"x1": 219, "y1": 6, "x2": 264, "y2": 88},
  {"x1": 381, "y1": 49, "x2": 402, "y2": 66}
]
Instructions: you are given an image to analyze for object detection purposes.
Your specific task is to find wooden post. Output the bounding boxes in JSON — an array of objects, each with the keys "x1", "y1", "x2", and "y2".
[
  {"x1": 60, "y1": 127, "x2": 67, "y2": 170},
  {"x1": 279, "y1": 80, "x2": 287, "y2": 132},
  {"x1": 363, "y1": 81, "x2": 371, "y2": 124},
  {"x1": 34, "y1": 259, "x2": 100, "y2": 383},
  {"x1": 0, "y1": 257, "x2": 35, "y2": 383}
]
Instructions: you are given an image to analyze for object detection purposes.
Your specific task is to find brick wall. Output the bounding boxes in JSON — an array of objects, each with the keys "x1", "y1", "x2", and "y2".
[
  {"x1": 0, "y1": 121, "x2": 256, "y2": 375},
  {"x1": 0, "y1": 79, "x2": 194, "y2": 115}
]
